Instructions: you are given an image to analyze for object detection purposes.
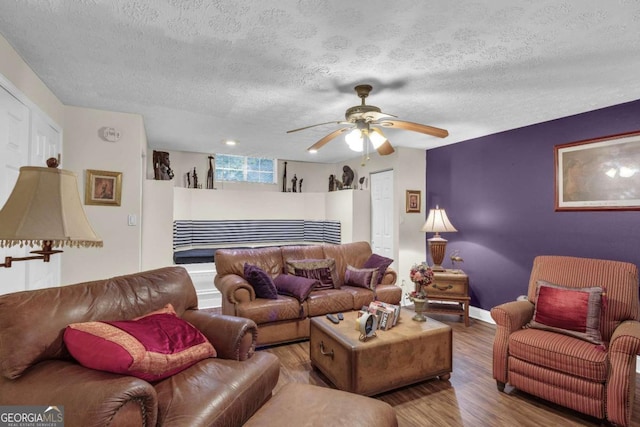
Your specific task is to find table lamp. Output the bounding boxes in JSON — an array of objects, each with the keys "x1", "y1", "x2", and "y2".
[{"x1": 421, "y1": 205, "x2": 457, "y2": 272}]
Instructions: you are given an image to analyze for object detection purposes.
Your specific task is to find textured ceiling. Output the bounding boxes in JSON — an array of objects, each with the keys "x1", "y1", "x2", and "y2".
[{"x1": 1, "y1": 1, "x2": 640, "y2": 163}]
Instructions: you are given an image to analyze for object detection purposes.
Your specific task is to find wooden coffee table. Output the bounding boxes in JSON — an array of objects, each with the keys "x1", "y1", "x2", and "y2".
[{"x1": 309, "y1": 308, "x2": 452, "y2": 396}]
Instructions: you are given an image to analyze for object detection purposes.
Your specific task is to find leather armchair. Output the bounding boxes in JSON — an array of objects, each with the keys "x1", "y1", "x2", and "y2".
[
  {"x1": 0, "y1": 267, "x2": 280, "y2": 427},
  {"x1": 491, "y1": 255, "x2": 640, "y2": 426}
]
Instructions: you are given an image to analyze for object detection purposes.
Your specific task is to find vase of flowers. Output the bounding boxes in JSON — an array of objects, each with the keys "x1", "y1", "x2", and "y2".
[{"x1": 407, "y1": 262, "x2": 434, "y2": 322}]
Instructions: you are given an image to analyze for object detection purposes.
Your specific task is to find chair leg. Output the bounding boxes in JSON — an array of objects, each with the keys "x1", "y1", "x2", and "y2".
[{"x1": 496, "y1": 381, "x2": 505, "y2": 392}]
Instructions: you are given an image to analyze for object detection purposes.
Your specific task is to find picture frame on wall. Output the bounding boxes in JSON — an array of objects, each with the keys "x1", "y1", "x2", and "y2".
[
  {"x1": 85, "y1": 169, "x2": 122, "y2": 206},
  {"x1": 406, "y1": 190, "x2": 421, "y2": 213},
  {"x1": 555, "y1": 131, "x2": 640, "y2": 211}
]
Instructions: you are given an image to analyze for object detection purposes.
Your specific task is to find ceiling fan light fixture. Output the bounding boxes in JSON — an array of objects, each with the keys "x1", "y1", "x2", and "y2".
[
  {"x1": 369, "y1": 128, "x2": 386, "y2": 149},
  {"x1": 345, "y1": 128, "x2": 364, "y2": 152}
]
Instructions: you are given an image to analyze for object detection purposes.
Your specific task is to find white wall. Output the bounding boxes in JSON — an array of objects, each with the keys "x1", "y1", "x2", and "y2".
[{"x1": 61, "y1": 106, "x2": 146, "y2": 284}]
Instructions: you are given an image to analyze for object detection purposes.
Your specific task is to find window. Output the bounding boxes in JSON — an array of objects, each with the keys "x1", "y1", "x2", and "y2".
[{"x1": 215, "y1": 154, "x2": 276, "y2": 184}]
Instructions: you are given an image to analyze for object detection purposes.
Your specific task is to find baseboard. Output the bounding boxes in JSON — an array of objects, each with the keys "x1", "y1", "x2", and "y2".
[{"x1": 468, "y1": 306, "x2": 640, "y2": 374}]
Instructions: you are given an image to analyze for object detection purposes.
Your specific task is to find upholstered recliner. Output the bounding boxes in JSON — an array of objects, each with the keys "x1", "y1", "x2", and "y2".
[{"x1": 491, "y1": 255, "x2": 640, "y2": 426}]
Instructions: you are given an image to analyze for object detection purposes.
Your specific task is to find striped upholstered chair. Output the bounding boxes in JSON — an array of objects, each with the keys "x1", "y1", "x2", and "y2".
[{"x1": 491, "y1": 255, "x2": 640, "y2": 426}]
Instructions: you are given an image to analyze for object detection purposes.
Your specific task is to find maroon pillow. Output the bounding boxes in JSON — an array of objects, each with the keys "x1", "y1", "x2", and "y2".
[
  {"x1": 286, "y1": 259, "x2": 339, "y2": 290},
  {"x1": 244, "y1": 263, "x2": 278, "y2": 299},
  {"x1": 344, "y1": 265, "x2": 379, "y2": 290},
  {"x1": 527, "y1": 280, "x2": 604, "y2": 345},
  {"x1": 273, "y1": 274, "x2": 319, "y2": 302},
  {"x1": 363, "y1": 254, "x2": 393, "y2": 285},
  {"x1": 63, "y1": 304, "x2": 216, "y2": 381}
]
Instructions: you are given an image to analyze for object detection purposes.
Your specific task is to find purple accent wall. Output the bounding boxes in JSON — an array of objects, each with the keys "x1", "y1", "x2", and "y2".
[{"x1": 426, "y1": 99, "x2": 640, "y2": 311}]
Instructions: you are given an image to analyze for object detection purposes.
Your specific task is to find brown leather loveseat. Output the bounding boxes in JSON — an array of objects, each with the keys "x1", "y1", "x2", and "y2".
[
  {"x1": 0, "y1": 267, "x2": 280, "y2": 427},
  {"x1": 214, "y1": 241, "x2": 402, "y2": 346}
]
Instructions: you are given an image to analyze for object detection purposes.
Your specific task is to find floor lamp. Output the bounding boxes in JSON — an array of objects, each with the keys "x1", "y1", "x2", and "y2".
[{"x1": 421, "y1": 205, "x2": 457, "y2": 272}]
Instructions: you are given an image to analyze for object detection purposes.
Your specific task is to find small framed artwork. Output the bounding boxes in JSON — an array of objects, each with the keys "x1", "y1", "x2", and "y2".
[
  {"x1": 555, "y1": 130, "x2": 640, "y2": 211},
  {"x1": 85, "y1": 169, "x2": 122, "y2": 206},
  {"x1": 406, "y1": 190, "x2": 421, "y2": 213}
]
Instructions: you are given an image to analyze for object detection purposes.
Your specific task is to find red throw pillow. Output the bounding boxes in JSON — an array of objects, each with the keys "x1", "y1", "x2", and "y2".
[
  {"x1": 64, "y1": 304, "x2": 216, "y2": 381},
  {"x1": 527, "y1": 280, "x2": 604, "y2": 345}
]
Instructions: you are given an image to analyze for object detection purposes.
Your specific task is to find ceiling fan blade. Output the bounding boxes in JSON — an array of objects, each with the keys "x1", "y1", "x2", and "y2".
[
  {"x1": 376, "y1": 140, "x2": 395, "y2": 156},
  {"x1": 286, "y1": 121, "x2": 344, "y2": 133},
  {"x1": 378, "y1": 120, "x2": 449, "y2": 138},
  {"x1": 307, "y1": 127, "x2": 350, "y2": 152}
]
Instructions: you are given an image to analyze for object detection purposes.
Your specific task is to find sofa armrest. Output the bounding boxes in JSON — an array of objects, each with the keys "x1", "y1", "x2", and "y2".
[
  {"x1": 490, "y1": 300, "x2": 534, "y2": 331},
  {"x1": 606, "y1": 320, "x2": 640, "y2": 426},
  {"x1": 182, "y1": 310, "x2": 258, "y2": 361},
  {"x1": 490, "y1": 300, "x2": 534, "y2": 385},
  {"x1": 214, "y1": 274, "x2": 255, "y2": 308},
  {"x1": 0, "y1": 360, "x2": 157, "y2": 427},
  {"x1": 380, "y1": 267, "x2": 397, "y2": 285}
]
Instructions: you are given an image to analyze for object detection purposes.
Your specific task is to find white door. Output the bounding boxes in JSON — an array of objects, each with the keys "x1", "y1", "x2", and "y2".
[
  {"x1": 370, "y1": 170, "x2": 394, "y2": 267},
  {"x1": 0, "y1": 85, "x2": 30, "y2": 294},
  {"x1": 27, "y1": 112, "x2": 62, "y2": 290}
]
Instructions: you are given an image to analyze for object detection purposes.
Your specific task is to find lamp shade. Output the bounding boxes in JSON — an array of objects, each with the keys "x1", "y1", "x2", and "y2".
[
  {"x1": 0, "y1": 166, "x2": 102, "y2": 249},
  {"x1": 421, "y1": 206, "x2": 458, "y2": 233}
]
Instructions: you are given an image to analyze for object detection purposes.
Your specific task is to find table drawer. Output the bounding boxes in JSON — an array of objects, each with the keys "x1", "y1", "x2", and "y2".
[{"x1": 427, "y1": 276, "x2": 468, "y2": 298}]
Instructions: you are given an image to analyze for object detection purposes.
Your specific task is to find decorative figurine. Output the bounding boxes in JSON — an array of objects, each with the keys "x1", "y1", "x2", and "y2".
[
  {"x1": 292, "y1": 174, "x2": 297, "y2": 192},
  {"x1": 282, "y1": 161, "x2": 287, "y2": 192},
  {"x1": 153, "y1": 150, "x2": 174, "y2": 180},
  {"x1": 299, "y1": 178, "x2": 303, "y2": 193},
  {"x1": 342, "y1": 165, "x2": 354, "y2": 188},
  {"x1": 329, "y1": 174, "x2": 335, "y2": 192},
  {"x1": 207, "y1": 155, "x2": 215, "y2": 189},
  {"x1": 359, "y1": 176, "x2": 366, "y2": 190}
]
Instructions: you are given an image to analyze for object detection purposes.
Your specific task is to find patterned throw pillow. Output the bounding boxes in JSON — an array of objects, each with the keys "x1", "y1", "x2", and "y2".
[
  {"x1": 273, "y1": 274, "x2": 319, "y2": 302},
  {"x1": 363, "y1": 254, "x2": 393, "y2": 285},
  {"x1": 64, "y1": 304, "x2": 216, "y2": 381},
  {"x1": 244, "y1": 263, "x2": 278, "y2": 299},
  {"x1": 286, "y1": 259, "x2": 339, "y2": 290},
  {"x1": 527, "y1": 280, "x2": 604, "y2": 345},
  {"x1": 344, "y1": 265, "x2": 379, "y2": 290}
]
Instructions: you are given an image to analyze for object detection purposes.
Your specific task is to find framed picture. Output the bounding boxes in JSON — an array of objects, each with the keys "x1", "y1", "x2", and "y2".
[
  {"x1": 555, "y1": 131, "x2": 640, "y2": 211},
  {"x1": 85, "y1": 169, "x2": 122, "y2": 206},
  {"x1": 406, "y1": 190, "x2": 421, "y2": 213}
]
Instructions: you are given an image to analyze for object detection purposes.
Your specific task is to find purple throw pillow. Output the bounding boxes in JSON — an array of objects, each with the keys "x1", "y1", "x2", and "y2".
[
  {"x1": 273, "y1": 274, "x2": 319, "y2": 302},
  {"x1": 244, "y1": 263, "x2": 278, "y2": 299},
  {"x1": 363, "y1": 254, "x2": 393, "y2": 285},
  {"x1": 344, "y1": 265, "x2": 379, "y2": 290},
  {"x1": 286, "y1": 259, "x2": 339, "y2": 290}
]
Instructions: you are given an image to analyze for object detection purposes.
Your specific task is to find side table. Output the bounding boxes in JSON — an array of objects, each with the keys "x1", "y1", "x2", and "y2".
[{"x1": 425, "y1": 270, "x2": 470, "y2": 326}]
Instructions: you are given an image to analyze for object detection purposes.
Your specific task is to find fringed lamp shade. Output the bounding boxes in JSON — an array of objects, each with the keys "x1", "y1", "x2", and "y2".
[
  {"x1": 0, "y1": 165, "x2": 102, "y2": 257},
  {"x1": 421, "y1": 206, "x2": 457, "y2": 272}
]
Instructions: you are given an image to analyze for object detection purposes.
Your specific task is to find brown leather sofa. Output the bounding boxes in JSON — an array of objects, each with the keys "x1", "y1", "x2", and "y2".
[
  {"x1": 214, "y1": 241, "x2": 402, "y2": 346},
  {"x1": 0, "y1": 267, "x2": 280, "y2": 427}
]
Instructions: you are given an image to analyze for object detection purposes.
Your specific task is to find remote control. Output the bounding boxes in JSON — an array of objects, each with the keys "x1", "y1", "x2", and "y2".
[
  {"x1": 337, "y1": 313, "x2": 344, "y2": 321},
  {"x1": 326, "y1": 314, "x2": 340, "y2": 324}
]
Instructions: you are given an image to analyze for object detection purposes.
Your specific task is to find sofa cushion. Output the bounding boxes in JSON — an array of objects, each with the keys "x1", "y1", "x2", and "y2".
[
  {"x1": 344, "y1": 265, "x2": 379, "y2": 290},
  {"x1": 274, "y1": 274, "x2": 318, "y2": 302},
  {"x1": 527, "y1": 280, "x2": 604, "y2": 345},
  {"x1": 244, "y1": 263, "x2": 278, "y2": 299},
  {"x1": 286, "y1": 258, "x2": 339, "y2": 290},
  {"x1": 64, "y1": 304, "x2": 216, "y2": 381},
  {"x1": 363, "y1": 254, "x2": 393, "y2": 285}
]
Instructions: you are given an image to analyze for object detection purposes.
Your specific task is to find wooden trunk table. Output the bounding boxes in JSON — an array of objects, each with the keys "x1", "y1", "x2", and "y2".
[{"x1": 309, "y1": 308, "x2": 452, "y2": 396}]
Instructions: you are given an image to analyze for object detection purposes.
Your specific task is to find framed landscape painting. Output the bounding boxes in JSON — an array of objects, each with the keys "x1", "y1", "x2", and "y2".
[
  {"x1": 555, "y1": 131, "x2": 640, "y2": 211},
  {"x1": 85, "y1": 169, "x2": 122, "y2": 206}
]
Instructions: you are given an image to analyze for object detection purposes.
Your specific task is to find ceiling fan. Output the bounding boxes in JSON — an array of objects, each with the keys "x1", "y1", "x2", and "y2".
[{"x1": 286, "y1": 84, "x2": 448, "y2": 156}]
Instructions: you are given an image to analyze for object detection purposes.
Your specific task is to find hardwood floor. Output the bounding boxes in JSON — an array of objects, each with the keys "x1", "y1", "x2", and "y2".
[{"x1": 257, "y1": 313, "x2": 640, "y2": 427}]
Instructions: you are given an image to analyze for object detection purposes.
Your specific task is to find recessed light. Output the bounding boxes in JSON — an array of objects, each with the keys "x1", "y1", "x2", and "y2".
[
  {"x1": 308, "y1": 149, "x2": 317, "y2": 154},
  {"x1": 224, "y1": 140, "x2": 237, "y2": 146}
]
